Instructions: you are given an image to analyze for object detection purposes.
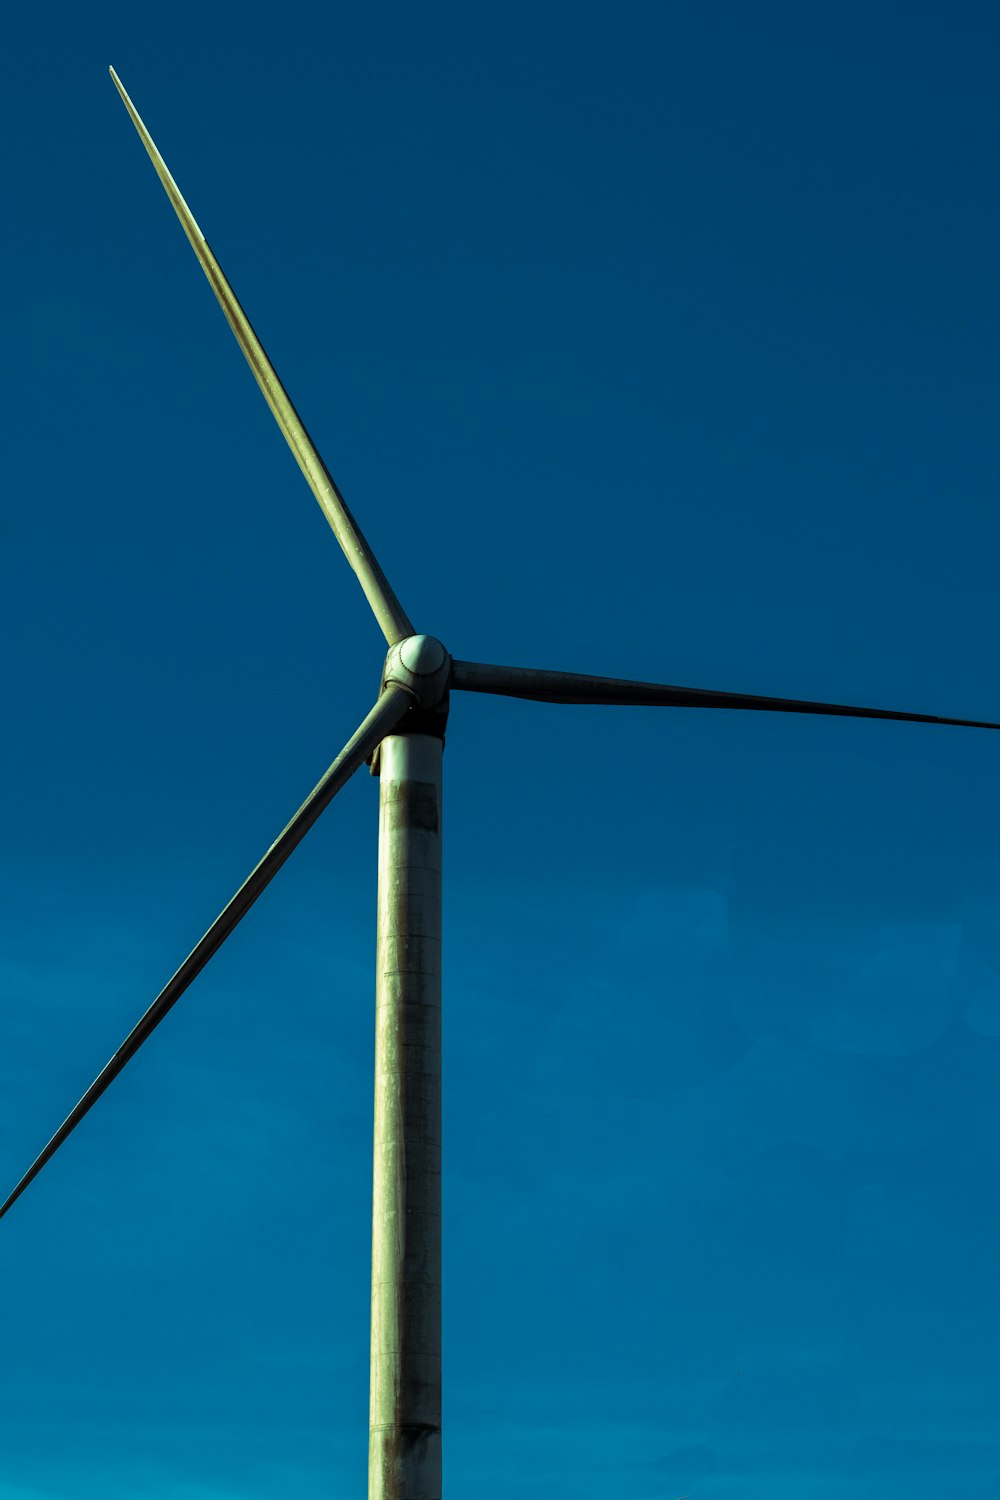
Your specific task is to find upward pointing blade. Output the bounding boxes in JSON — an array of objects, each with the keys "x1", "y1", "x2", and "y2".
[
  {"x1": 0, "y1": 684, "x2": 413, "y2": 1224},
  {"x1": 450, "y1": 659, "x2": 1000, "y2": 730},
  {"x1": 108, "y1": 67, "x2": 414, "y2": 647}
]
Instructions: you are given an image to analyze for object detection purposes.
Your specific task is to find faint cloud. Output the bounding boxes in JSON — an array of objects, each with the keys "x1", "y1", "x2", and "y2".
[
  {"x1": 812, "y1": 922, "x2": 961, "y2": 1055},
  {"x1": 961, "y1": 952, "x2": 1000, "y2": 1036},
  {"x1": 532, "y1": 885, "x2": 751, "y2": 1096}
]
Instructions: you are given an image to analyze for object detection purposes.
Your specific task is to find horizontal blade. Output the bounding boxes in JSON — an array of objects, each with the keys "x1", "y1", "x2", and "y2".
[
  {"x1": 109, "y1": 67, "x2": 414, "y2": 647},
  {"x1": 450, "y1": 659, "x2": 1000, "y2": 730},
  {"x1": 0, "y1": 684, "x2": 412, "y2": 1224}
]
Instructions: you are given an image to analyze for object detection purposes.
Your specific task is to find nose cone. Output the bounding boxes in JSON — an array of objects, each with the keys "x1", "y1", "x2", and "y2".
[
  {"x1": 383, "y1": 634, "x2": 451, "y2": 709},
  {"x1": 399, "y1": 634, "x2": 448, "y2": 678}
]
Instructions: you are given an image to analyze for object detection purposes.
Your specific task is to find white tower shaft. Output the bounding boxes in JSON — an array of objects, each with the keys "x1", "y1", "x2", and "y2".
[{"x1": 370, "y1": 733, "x2": 443, "y2": 1499}]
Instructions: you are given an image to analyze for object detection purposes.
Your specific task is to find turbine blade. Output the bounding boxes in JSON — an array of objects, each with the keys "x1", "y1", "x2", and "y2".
[
  {"x1": 450, "y1": 659, "x2": 1000, "y2": 730},
  {"x1": 108, "y1": 67, "x2": 414, "y2": 647},
  {"x1": 0, "y1": 684, "x2": 412, "y2": 1223}
]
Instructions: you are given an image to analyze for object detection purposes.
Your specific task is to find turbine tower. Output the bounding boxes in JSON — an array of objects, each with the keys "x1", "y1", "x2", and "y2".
[{"x1": 3, "y1": 70, "x2": 998, "y2": 1500}]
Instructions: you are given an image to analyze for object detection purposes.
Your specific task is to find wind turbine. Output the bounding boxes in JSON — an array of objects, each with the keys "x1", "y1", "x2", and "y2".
[{"x1": 2, "y1": 68, "x2": 998, "y2": 1500}]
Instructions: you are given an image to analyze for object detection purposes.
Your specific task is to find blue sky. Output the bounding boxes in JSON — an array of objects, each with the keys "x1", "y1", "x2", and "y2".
[{"x1": 2, "y1": 2, "x2": 1000, "y2": 1496}]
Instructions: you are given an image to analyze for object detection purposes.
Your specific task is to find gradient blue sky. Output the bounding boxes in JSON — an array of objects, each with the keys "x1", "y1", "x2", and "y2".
[{"x1": 3, "y1": 3, "x2": 1000, "y2": 1496}]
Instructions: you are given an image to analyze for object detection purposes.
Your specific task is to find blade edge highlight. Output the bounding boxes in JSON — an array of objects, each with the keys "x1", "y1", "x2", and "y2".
[{"x1": 108, "y1": 67, "x2": 414, "y2": 646}]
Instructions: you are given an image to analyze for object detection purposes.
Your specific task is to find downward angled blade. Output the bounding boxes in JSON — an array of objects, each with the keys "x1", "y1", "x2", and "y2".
[
  {"x1": 0, "y1": 684, "x2": 412, "y2": 1223},
  {"x1": 451, "y1": 659, "x2": 1000, "y2": 730},
  {"x1": 108, "y1": 67, "x2": 414, "y2": 647}
]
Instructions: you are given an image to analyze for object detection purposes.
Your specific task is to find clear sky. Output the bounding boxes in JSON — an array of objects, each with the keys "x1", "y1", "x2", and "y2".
[{"x1": 2, "y1": 3, "x2": 1000, "y2": 1497}]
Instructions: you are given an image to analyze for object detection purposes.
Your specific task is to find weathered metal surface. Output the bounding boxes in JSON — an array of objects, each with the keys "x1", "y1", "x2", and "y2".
[
  {"x1": 370, "y1": 734, "x2": 443, "y2": 1500},
  {"x1": 108, "y1": 68, "x2": 414, "y2": 648},
  {"x1": 450, "y1": 658, "x2": 1000, "y2": 729},
  {"x1": 0, "y1": 685, "x2": 413, "y2": 1224}
]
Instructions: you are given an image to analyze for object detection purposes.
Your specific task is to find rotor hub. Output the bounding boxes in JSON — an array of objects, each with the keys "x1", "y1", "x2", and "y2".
[{"x1": 382, "y1": 634, "x2": 452, "y2": 709}]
